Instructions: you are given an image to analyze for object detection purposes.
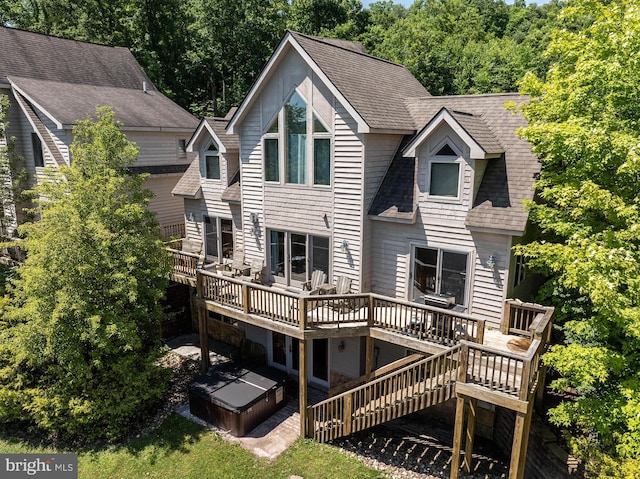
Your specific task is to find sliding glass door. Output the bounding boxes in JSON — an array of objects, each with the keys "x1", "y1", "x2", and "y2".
[{"x1": 268, "y1": 230, "x2": 329, "y2": 287}]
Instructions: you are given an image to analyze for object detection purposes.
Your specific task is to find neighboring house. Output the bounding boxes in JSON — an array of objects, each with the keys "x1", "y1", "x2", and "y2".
[
  {"x1": 0, "y1": 26, "x2": 199, "y2": 236},
  {"x1": 172, "y1": 31, "x2": 553, "y2": 479}
]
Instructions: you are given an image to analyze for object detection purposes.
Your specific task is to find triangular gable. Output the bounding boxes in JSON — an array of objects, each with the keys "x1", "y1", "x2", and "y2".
[
  {"x1": 187, "y1": 117, "x2": 238, "y2": 154},
  {"x1": 12, "y1": 89, "x2": 66, "y2": 167},
  {"x1": 403, "y1": 107, "x2": 503, "y2": 159},
  {"x1": 227, "y1": 31, "x2": 369, "y2": 135}
]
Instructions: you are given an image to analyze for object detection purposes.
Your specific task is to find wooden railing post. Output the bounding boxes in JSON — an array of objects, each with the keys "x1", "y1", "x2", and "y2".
[
  {"x1": 299, "y1": 297, "x2": 307, "y2": 330},
  {"x1": 343, "y1": 395, "x2": 353, "y2": 436},
  {"x1": 242, "y1": 283, "x2": 250, "y2": 314},
  {"x1": 476, "y1": 319, "x2": 485, "y2": 345},
  {"x1": 501, "y1": 300, "x2": 512, "y2": 334},
  {"x1": 519, "y1": 358, "x2": 532, "y2": 401},
  {"x1": 367, "y1": 296, "x2": 375, "y2": 327}
]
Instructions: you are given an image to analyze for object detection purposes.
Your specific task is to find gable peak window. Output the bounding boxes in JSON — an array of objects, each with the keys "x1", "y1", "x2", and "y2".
[
  {"x1": 263, "y1": 91, "x2": 332, "y2": 186},
  {"x1": 205, "y1": 141, "x2": 220, "y2": 180},
  {"x1": 428, "y1": 142, "x2": 461, "y2": 199}
]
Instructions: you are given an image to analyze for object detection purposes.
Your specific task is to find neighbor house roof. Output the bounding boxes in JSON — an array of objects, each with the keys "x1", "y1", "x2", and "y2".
[
  {"x1": 10, "y1": 76, "x2": 197, "y2": 130},
  {"x1": 228, "y1": 31, "x2": 429, "y2": 134},
  {"x1": 1, "y1": 26, "x2": 197, "y2": 131},
  {"x1": 371, "y1": 93, "x2": 538, "y2": 234}
]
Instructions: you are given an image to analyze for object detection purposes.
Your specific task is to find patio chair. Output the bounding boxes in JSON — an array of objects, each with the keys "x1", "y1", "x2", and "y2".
[
  {"x1": 222, "y1": 248, "x2": 250, "y2": 277},
  {"x1": 250, "y1": 258, "x2": 264, "y2": 284},
  {"x1": 303, "y1": 270, "x2": 327, "y2": 293},
  {"x1": 330, "y1": 276, "x2": 354, "y2": 312}
]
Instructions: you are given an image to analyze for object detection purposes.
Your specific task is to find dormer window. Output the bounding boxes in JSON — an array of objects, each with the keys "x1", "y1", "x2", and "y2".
[
  {"x1": 263, "y1": 91, "x2": 332, "y2": 186},
  {"x1": 428, "y1": 142, "x2": 461, "y2": 199},
  {"x1": 205, "y1": 141, "x2": 220, "y2": 180}
]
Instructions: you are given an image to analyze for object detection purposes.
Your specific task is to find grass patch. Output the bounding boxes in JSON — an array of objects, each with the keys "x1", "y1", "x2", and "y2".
[{"x1": 0, "y1": 414, "x2": 387, "y2": 479}]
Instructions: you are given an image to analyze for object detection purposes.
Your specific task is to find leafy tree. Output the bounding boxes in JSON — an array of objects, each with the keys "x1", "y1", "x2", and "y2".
[
  {"x1": 0, "y1": 95, "x2": 29, "y2": 237},
  {"x1": 516, "y1": 0, "x2": 640, "y2": 474},
  {"x1": 0, "y1": 107, "x2": 171, "y2": 441}
]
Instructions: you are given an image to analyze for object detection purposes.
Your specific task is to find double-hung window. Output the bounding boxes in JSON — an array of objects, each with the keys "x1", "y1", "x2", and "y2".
[
  {"x1": 428, "y1": 143, "x2": 461, "y2": 199},
  {"x1": 263, "y1": 91, "x2": 331, "y2": 186},
  {"x1": 205, "y1": 142, "x2": 220, "y2": 180}
]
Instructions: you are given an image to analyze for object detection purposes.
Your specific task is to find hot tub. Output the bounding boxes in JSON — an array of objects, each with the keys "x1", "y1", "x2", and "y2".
[{"x1": 188, "y1": 363, "x2": 288, "y2": 436}]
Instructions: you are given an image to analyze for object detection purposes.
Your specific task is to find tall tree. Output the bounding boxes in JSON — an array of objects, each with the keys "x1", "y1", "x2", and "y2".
[
  {"x1": 517, "y1": 0, "x2": 640, "y2": 475},
  {"x1": 0, "y1": 107, "x2": 171, "y2": 441}
]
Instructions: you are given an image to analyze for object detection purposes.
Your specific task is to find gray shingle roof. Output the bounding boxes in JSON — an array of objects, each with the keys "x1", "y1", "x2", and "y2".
[
  {"x1": 221, "y1": 170, "x2": 241, "y2": 203},
  {"x1": 448, "y1": 110, "x2": 503, "y2": 155},
  {"x1": 0, "y1": 26, "x2": 152, "y2": 89},
  {"x1": 372, "y1": 94, "x2": 538, "y2": 234},
  {"x1": 290, "y1": 32, "x2": 429, "y2": 131},
  {"x1": 368, "y1": 136, "x2": 416, "y2": 221},
  {"x1": 2, "y1": 26, "x2": 197, "y2": 130},
  {"x1": 172, "y1": 158, "x2": 202, "y2": 199},
  {"x1": 10, "y1": 76, "x2": 197, "y2": 130},
  {"x1": 205, "y1": 117, "x2": 239, "y2": 151}
]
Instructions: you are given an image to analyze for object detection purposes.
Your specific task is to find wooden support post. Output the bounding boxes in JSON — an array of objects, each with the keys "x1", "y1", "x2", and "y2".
[
  {"x1": 463, "y1": 398, "x2": 477, "y2": 474},
  {"x1": 450, "y1": 396, "x2": 466, "y2": 479},
  {"x1": 365, "y1": 336, "x2": 375, "y2": 382},
  {"x1": 299, "y1": 338, "x2": 308, "y2": 437},
  {"x1": 509, "y1": 400, "x2": 534, "y2": 479},
  {"x1": 196, "y1": 273, "x2": 210, "y2": 372},
  {"x1": 535, "y1": 366, "x2": 547, "y2": 411}
]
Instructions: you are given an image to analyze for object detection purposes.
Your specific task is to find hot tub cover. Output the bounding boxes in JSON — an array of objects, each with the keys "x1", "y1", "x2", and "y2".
[{"x1": 189, "y1": 363, "x2": 287, "y2": 413}]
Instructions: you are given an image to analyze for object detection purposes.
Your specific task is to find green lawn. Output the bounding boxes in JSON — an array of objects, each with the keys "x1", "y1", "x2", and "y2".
[{"x1": 0, "y1": 414, "x2": 387, "y2": 479}]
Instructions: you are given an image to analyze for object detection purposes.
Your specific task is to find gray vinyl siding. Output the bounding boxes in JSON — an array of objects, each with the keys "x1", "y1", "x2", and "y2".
[
  {"x1": 144, "y1": 175, "x2": 185, "y2": 227},
  {"x1": 239, "y1": 106, "x2": 263, "y2": 261},
  {"x1": 470, "y1": 232, "x2": 510, "y2": 325},
  {"x1": 332, "y1": 103, "x2": 363, "y2": 289},
  {"x1": 127, "y1": 131, "x2": 192, "y2": 168}
]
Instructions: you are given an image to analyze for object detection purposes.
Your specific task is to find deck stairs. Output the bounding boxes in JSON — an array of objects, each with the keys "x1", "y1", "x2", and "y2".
[{"x1": 308, "y1": 345, "x2": 461, "y2": 442}]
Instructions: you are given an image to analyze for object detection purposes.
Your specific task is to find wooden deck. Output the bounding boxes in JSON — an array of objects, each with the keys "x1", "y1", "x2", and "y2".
[{"x1": 171, "y1": 251, "x2": 554, "y2": 479}]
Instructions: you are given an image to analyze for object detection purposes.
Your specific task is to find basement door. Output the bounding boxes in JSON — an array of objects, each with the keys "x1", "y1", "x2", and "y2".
[{"x1": 269, "y1": 332, "x2": 328, "y2": 387}]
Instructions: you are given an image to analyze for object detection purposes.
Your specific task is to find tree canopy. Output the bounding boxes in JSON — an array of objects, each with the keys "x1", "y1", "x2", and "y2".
[
  {"x1": 0, "y1": 107, "x2": 171, "y2": 441},
  {"x1": 517, "y1": 0, "x2": 640, "y2": 475}
]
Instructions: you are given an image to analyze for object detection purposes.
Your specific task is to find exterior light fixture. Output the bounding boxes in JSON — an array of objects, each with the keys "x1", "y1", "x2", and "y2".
[
  {"x1": 341, "y1": 240, "x2": 349, "y2": 253},
  {"x1": 487, "y1": 255, "x2": 496, "y2": 269}
]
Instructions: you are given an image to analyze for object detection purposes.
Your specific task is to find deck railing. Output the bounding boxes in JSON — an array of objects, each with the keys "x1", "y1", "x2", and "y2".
[
  {"x1": 196, "y1": 270, "x2": 490, "y2": 347},
  {"x1": 459, "y1": 303, "x2": 553, "y2": 400},
  {"x1": 167, "y1": 246, "x2": 201, "y2": 278},
  {"x1": 501, "y1": 299, "x2": 549, "y2": 336},
  {"x1": 308, "y1": 346, "x2": 460, "y2": 442},
  {"x1": 370, "y1": 295, "x2": 485, "y2": 345},
  {"x1": 161, "y1": 222, "x2": 186, "y2": 239}
]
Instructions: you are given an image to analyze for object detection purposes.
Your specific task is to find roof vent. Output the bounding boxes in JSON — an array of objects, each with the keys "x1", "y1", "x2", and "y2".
[{"x1": 143, "y1": 81, "x2": 147, "y2": 93}]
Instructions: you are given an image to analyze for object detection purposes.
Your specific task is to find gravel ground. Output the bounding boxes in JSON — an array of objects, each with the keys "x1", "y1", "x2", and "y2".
[{"x1": 155, "y1": 349, "x2": 509, "y2": 479}]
